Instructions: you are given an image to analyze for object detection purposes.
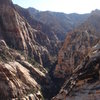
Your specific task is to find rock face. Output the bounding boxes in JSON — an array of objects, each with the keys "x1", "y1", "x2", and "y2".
[
  {"x1": 52, "y1": 10, "x2": 100, "y2": 100},
  {"x1": 0, "y1": 0, "x2": 52, "y2": 67},
  {"x1": 54, "y1": 30, "x2": 98, "y2": 78},
  {"x1": 28, "y1": 8, "x2": 89, "y2": 40},
  {"x1": 15, "y1": 5, "x2": 61, "y2": 56},
  {"x1": 52, "y1": 41, "x2": 100, "y2": 100},
  {"x1": 0, "y1": 0, "x2": 53, "y2": 99},
  {"x1": 54, "y1": 10, "x2": 100, "y2": 78},
  {"x1": 0, "y1": 40, "x2": 47, "y2": 100}
]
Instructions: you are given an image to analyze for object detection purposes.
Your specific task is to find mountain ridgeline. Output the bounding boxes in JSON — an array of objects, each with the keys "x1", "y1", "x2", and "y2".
[
  {"x1": 28, "y1": 7, "x2": 89, "y2": 40},
  {"x1": 0, "y1": 0, "x2": 100, "y2": 100}
]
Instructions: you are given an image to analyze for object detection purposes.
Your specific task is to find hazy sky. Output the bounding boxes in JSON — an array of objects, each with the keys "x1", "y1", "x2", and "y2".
[{"x1": 13, "y1": 0, "x2": 100, "y2": 14}]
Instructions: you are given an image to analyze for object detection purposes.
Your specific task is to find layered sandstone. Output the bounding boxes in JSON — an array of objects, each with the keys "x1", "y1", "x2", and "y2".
[
  {"x1": 15, "y1": 5, "x2": 61, "y2": 56},
  {"x1": 0, "y1": 0, "x2": 50, "y2": 66},
  {"x1": 54, "y1": 29, "x2": 98, "y2": 78},
  {"x1": 54, "y1": 10, "x2": 100, "y2": 78},
  {"x1": 0, "y1": 1, "x2": 52, "y2": 99},
  {"x1": 52, "y1": 41, "x2": 100, "y2": 100},
  {"x1": 0, "y1": 40, "x2": 48, "y2": 99}
]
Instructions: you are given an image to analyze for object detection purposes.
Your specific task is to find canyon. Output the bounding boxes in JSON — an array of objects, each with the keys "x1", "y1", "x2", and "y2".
[{"x1": 0, "y1": 0, "x2": 100, "y2": 100}]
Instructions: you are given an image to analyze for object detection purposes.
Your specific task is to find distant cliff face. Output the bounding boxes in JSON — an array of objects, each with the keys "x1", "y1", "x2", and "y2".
[
  {"x1": 54, "y1": 10, "x2": 100, "y2": 79},
  {"x1": 28, "y1": 8, "x2": 89, "y2": 40},
  {"x1": 54, "y1": 29, "x2": 98, "y2": 78}
]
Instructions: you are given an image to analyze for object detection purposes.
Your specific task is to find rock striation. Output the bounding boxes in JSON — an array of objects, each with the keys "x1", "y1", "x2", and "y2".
[
  {"x1": 0, "y1": 40, "x2": 48, "y2": 100},
  {"x1": 52, "y1": 41, "x2": 100, "y2": 100},
  {"x1": 0, "y1": 0, "x2": 52, "y2": 67},
  {"x1": 54, "y1": 10, "x2": 100, "y2": 78},
  {"x1": 15, "y1": 5, "x2": 61, "y2": 56},
  {"x1": 0, "y1": 0, "x2": 52, "y2": 99},
  {"x1": 52, "y1": 9, "x2": 100, "y2": 100}
]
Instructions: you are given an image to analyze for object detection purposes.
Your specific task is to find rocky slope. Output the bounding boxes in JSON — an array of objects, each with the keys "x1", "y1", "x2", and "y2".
[
  {"x1": 0, "y1": 0, "x2": 100, "y2": 100},
  {"x1": 14, "y1": 5, "x2": 61, "y2": 56},
  {"x1": 28, "y1": 8, "x2": 89, "y2": 40},
  {"x1": 52, "y1": 9, "x2": 100, "y2": 100},
  {"x1": 54, "y1": 10, "x2": 100, "y2": 79},
  {"x1": 52, "y1": 41, "x2": 100, "y2": 100},
  {"x1": 0, "y1": 40, "x2": 48, "y2": 100},
  {"x1": 0, "y1": 0, "x2": 59, "y2": 68},
  {"x1": 0, "y1": 0, "x2": 55, "y2": 99}
]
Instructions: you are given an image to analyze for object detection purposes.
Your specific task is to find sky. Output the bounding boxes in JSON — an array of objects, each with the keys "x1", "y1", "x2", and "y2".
[{"x1": 12, "y1": 0, "x2": 100, "y2": 14}]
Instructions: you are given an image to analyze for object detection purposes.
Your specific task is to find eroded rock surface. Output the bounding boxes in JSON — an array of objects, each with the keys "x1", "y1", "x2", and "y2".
[
  {"x1": 52, "y1": 41, "x2": 100, "y2": 100},
  {"x1": 54, "y1": 10, "x2": 100, "y2": 78},
  {"x1": 0, "y1": 40, "x2": 46, "y2": 100},
  {"x1": 0, "y1": 0, "x2": 51, "y2": 67}
]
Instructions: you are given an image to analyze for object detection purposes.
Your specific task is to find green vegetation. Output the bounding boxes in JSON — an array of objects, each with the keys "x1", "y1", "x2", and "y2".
[
  {"x1": 0, "y1": 47, "x2": 13, "y2": 62},
  {"x1": 27, "y1": 56, "x2": 39, "y2": 67},
  {"x1": 40, "y1": 90, "x2": 45, "y2": 100},
  {"x1": 17, "y1": 50, "x2": 39, "y2": 67},
  {"x1": 26, "y1": 87, "x2": 36, "y2": 96}
]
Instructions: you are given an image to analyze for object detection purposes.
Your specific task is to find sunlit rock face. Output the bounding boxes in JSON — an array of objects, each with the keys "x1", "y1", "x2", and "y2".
[
  {"x1": 0, "y1": 0, "x2": 51, "y2": 99},
  {"x1": 0, "y1": 40, "x2": 48, "y2": 99},
  {"x1": 53, "y1": 10, "x2": 100, "y2": 100},
  {"x1": 54, "y1": 10, "x2": 100, "y2": 79},
  {"x1": 52, "y1": 9, "x2": 100, "y2": 100},
  {"x1": 0, "y1": 0, "x2": 52, "y2": 66},
  {"x1": 54, "y1": 29, "x2": 98, "y2": 79},
  {"x1": 52, "y1": 41, "x2": 100, "y2": 100},
  {"x1": 14, "y1": 5, "x2": 61, "y2": 58}
]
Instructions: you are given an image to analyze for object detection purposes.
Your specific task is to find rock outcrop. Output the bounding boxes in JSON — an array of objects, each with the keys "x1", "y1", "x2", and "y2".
[
  {"x1": 52, "y1": 10, "x2": 100, "y2": 100},
  {"x1": 0, "y1": 0, "x2": 52, "y2": 67},
  {"x1": 54, "y1": 30, "x2": 98, "y2": 78},
  {"x1": 54, "y1": 10, "x2": 100, "y2": 78},
  {"x1": 15, "y1": 5, "x2": 61, "y2": 56},
  {"x1": 52, "y1": 41, "x2": 100, "y2": 100},
  {"x1": 0, "y1": 40, "x2": 47, "y2": 100}
]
